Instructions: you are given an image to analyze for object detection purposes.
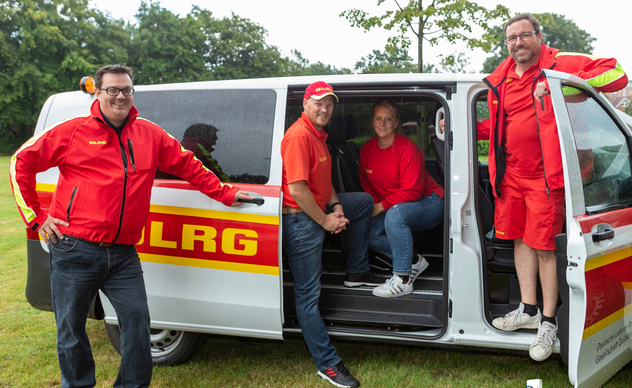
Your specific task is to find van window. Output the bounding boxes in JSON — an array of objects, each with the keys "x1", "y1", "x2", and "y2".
[
  {"x1": 563, "y1": 86, "x2": 632, "y2": 212},
  {"x1": 134, "y1": 89, "x2": 276, "y2": 184},
  {"x1": 475, "y1": 97, "x2": 490, "y2": 163},
  {"x1": 286, "y1": 98, "x2": 442, "y2": 157}
]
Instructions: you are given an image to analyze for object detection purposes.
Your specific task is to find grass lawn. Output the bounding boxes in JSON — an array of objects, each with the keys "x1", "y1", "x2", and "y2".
[{"x1": 1, "y1": 155, "x2": 630, "y2": 387}]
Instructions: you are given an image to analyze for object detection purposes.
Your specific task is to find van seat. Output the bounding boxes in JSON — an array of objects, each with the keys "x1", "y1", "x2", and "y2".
[{"x1": 327, "y1": 115, "x2": 362, "y2": 193}]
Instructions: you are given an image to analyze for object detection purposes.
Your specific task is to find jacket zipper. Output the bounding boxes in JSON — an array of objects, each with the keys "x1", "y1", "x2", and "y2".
[
  {"x1": 112, "y1": 135, "x2": 129, "y2": 244},
  {"x1": 127, "y1": 139, "x2": 137, "y2": 173},
  {"x1": 484, "y1": 77, "x2": 505, "y2": 198},
  {"x1": 66, "y1": 187, "x2": 78, "y2": 222},
  {"x1": 531, "y1": 66, "x2": 556, "y2": 198}
]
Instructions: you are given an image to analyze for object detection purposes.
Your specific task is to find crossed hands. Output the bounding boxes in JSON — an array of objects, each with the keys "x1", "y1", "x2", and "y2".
[{"x1": 321, "y1": 209, "x2": 349, "y2": 234}]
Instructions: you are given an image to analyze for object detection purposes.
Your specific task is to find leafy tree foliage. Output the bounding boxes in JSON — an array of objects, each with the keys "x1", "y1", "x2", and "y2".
[
  {"x1": 354, "y1": 47, "x2": 418, "y2": 74},
  {"x1": 0, "y1": 0, "x2": 129, "y2": 152},
  {"x1": 482, "y1": 13, "x2": 595, "y2": 73},
  {"x1": 197, "y1": 10, "x2": 286, "y2": 80},
  {"x1": 0, "y1": 0, "x2": 348, "y2": 153},
  {"x1": 283, "y1": 50, "x2": 350, "y2": 76},
  {"x1": 129, "y1": 2, "x2": 209, "y2": 84},
  {"x1": 341, "y1": 0, "x2": 509, "y2": 73}
]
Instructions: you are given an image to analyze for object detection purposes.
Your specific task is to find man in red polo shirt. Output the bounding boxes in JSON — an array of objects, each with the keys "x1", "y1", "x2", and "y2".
[
  {"x1": 281, "y1": 81, "x2": 379, "y2": 387},
  {"x1": 477, "y1": 13, "x2": 627, "y2": 362}
]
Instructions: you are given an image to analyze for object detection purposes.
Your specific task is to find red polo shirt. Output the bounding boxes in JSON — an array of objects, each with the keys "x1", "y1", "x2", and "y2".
[
  {"x1": 503, "y1": 65, "x2": 544, "y2": 178},
  {"x1": 281, "y1": 112, "x2": 332, "y2": 210}
]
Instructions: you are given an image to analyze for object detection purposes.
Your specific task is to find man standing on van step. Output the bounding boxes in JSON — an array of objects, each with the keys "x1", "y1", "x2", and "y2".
[
  {"x1": 480, "y1": 14, "x2": 627, "y2": 361},
  {"x1": 9, "y1": 64, "x2": 253, "y2": 388},
  {"x1": 281, "y1": 81, "x2": 380, "y2": 388}
]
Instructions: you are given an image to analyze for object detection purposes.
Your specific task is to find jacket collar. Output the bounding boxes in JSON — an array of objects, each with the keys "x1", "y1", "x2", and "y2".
[
  {"x1": 485, "y1": 43, "x2": 560, "y2": 87},
  {"x1": 90, "y1": 99, "x2": 139, "y2": 130}
]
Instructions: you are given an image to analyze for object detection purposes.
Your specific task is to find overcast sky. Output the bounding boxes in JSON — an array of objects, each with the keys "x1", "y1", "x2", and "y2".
[{"x1": 90, "y1": 0, "x2": 630, "y2": 74}]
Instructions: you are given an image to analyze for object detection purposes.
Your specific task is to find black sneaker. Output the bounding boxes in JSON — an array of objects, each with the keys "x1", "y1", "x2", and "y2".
[
  {"x1": 317, "y1": 361, "x2": 360, "y2": 388},
  {"x1": 343, "y1": 270, "x2": 381, "y2": 287}
]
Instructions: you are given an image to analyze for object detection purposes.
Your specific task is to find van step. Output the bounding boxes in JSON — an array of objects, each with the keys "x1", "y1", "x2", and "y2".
[{"x1": 283, "y1": 278, "x2": 444, "y2": 330}]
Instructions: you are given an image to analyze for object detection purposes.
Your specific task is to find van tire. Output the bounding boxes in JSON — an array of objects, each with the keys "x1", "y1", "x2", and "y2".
[{"x1": 103, "y1": 321, "x2": 208, "y2": 366}]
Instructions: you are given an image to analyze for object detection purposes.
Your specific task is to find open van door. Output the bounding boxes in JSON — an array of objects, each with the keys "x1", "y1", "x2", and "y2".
[{"x1": 548, "y1": 70, "x2": 632, "y2": 387}]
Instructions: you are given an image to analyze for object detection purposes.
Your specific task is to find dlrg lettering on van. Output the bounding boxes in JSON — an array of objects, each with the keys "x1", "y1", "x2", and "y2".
[{"x1": 24, "y1": 73, "x2": 632, "y2": 387}]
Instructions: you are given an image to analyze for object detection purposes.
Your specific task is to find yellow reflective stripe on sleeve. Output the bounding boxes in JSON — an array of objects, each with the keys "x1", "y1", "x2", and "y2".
[
  {"x1": 9, "y1": 153, "x2": 37, "y2": 223},
  {"x1": 585, "y1": 61, "x2": 626, "y2": 89},
  {"x1": 8, "y1": 114, "x2": 87, "y2": 224},
  {"x1": 555, "y1": 52, "x2": 627, "y2": 89}
]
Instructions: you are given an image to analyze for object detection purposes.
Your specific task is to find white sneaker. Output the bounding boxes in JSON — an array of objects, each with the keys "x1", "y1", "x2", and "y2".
[
  {"x1": 492, "y1": 303, "x2": 541, "y2": 331},
  {"x1": 529, "y1": 320, "x2": 558, "y2": 361},
  {"x1": 411, "y1": 255, "x2": 429, "y2": 283},
  {"x1": 372, "y1": 275, "x2": 413, "y2": 298}
]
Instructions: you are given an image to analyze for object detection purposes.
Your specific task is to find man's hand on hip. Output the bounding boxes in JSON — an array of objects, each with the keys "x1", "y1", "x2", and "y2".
[{"x1": 39, "y1": 215, "x2": 69, "y2": 244}]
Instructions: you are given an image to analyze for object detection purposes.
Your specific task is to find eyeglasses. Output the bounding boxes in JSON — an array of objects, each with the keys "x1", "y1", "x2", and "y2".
[
  {"x1": 505, "y1": 31, "x2": 538, "y2": 45},
  {"x1": 100, "y1": 87, "x2": 135, "y2": 96},
  {"x1": 373, "y1": 117, "x2": 394, "y2": 124}
]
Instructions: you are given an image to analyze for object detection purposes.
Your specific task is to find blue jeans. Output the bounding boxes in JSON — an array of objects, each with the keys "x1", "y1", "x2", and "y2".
[
  {"x1": 369, "y1": 192, "x2": 444, "y2": 275},
  {"x1": 50, "y1": 237, "x2": 152, "y2": 388},
  {"x1": 282, "y1": 192, "x2": 372, "y2": 370}
]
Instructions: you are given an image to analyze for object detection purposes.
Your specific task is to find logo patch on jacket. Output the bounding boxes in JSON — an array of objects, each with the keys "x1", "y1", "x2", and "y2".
[
  {"x1": 318, "y1": 156, "x2": 327, "y2": 163},
  {"x1": 89, "y1": 141, "x2": 107, "y2": 145}
]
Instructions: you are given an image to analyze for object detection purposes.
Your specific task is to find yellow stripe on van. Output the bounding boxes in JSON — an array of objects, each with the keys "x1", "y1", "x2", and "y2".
[
  {"x1": 585, "y1": 246, "x2": 632, "y2": 272},
  {"x1": 139, "y1": 253, "x2": 279, "y2": 275},
  {"x1": 582, "y1": 303, "x2": 632, "y2": 340},
  {"x1": 36, "y1": 183, "x2": 57, "y2": 192},
  {"x1": 150, "y1": 204, "x2": 278, "y2": 225}
]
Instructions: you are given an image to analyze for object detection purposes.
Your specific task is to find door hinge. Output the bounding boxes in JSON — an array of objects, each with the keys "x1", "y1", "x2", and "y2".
[
  {"x1": 449, "y1": 238, "x2": 453, "y2": 254},
  {"x1": 448, "y1": 299, "x2": 453, "y2": 319}
]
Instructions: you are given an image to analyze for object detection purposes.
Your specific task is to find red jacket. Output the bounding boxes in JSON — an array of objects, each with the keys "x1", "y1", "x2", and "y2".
[
  {"x1": 480, "y1": 44, "x2": 628, "y2": 197},
  {"x1": 359, "y1": 134, "x2": 444, "y2": 210},
  {"x1": 10, "y1": 100, "x2": 239, "y2": 245}
]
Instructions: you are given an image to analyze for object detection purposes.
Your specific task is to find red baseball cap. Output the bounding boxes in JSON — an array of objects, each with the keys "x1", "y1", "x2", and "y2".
[{"x1": 304, "y1": 81, "x2": 338, "y2": 102}]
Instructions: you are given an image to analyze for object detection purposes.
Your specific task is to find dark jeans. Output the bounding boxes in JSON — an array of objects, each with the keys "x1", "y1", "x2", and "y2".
[
  {"x1": 50, "y1": 237, "x2": 152, "y2": 388},
  {"x1": 282, "y1": 192, "x2": 373, "y2": 370}
]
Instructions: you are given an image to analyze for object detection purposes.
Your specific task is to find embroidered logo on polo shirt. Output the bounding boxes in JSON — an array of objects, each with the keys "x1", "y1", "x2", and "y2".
[
  {"x1": 364, "y1": 168, "x2": 372, "y2": 174},
  {"x1": 319, "y1": 156, "x2": 327, "y2": 162}
]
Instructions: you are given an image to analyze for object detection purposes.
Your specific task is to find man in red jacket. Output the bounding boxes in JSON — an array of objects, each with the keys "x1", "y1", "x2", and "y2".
[
  {"x1": 10, "y1": 64, "x2": 252, "y2": 387},
  {"x1": 478, "y1": 14, "x2": 627, "y2": 362}
]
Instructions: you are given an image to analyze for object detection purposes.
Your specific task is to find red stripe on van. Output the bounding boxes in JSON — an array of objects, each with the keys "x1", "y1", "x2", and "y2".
[
  {"x1": 153, "y1": 180, "x2": 281, "y2": 198},
  {"x1": 584, "y1": 255, "x2": 632, "y2": 329},
  {"x1": 575, "y1": 208, "x2": 632, "y2": 234}
]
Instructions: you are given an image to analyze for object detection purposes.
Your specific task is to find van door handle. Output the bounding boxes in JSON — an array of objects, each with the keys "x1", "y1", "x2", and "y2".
[
  {"x1": 237, "y1": 198, "x2": 264, "y2": 205},
  {"x1": 592, "y1": 228, "x2": 614, "y2": 242}
]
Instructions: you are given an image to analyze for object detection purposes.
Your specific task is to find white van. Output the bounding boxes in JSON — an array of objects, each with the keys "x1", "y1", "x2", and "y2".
[{"x1": 24, "y1": 71, "x2": 632, "y2": 387}]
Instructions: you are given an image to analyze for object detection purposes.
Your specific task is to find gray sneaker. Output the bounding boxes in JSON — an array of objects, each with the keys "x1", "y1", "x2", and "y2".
[
  {"x1": 410, "y1": 255, "x2": 429, "y2": 283},
  {"x1": 492, "y1": 303, "x2": 541, "y2": 331},
  {"x1": 529, "y1": 320, "x2": 558, "y2": 361}
]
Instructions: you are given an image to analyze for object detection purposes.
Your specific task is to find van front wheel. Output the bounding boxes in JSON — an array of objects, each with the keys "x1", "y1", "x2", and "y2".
[{"x1": 103, "y1": 321, "x2": 208, "y2": 366}]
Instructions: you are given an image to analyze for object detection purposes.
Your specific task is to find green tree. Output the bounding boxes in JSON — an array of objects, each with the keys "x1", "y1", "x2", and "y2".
[
  {"x1": 129, "y1": 2, "x2": 210, "y2": 84},
  {"x1": 283, "y1": 50, "x2": 350, "y2": 76},
  {"x1": 341, "y1": 0, "x2": 509, "y2": 73},
  {"x1": 482, "y1": 13, "x2": 595, "y2": 73},
  {"x1": 0, "y1": 0, "x2": 130, "y2": 153},
  {"x1": 354, "y1": 47, "x2": 418, "y2": 74},
  {"x1": 198, "y1": 10, "x2": 285, "y2": 80}
]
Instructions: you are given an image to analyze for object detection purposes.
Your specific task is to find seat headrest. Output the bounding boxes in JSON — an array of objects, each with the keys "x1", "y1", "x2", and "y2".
[{"x1": 326, "y1": 115, "x2": 358, "y2": 144}]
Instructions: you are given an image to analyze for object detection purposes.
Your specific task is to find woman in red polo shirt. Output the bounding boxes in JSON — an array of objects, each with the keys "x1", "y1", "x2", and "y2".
[{"x1": 359, "y1": 100, "x2": 444, "y2": 298}]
